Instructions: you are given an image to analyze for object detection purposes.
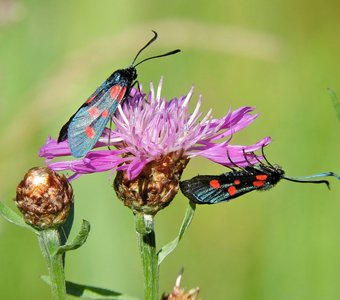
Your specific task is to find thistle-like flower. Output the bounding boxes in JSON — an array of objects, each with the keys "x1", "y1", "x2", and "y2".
[{"x1": 39, "y1": 78, "x2": 270, "y2": 213}]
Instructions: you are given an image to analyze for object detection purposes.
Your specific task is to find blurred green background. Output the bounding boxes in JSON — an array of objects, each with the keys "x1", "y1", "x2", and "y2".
[{"x1": 1, "y1": 0, "x2": 340, "y2": 299}]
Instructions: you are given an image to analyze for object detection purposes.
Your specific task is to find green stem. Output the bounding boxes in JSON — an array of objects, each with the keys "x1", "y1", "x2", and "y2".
[
  {"x1": 135, "y1": 213, "x2": 159, "y2": 300},
  {"x1": 38, "y1": 229, "x2": 66, "y2": 300}
]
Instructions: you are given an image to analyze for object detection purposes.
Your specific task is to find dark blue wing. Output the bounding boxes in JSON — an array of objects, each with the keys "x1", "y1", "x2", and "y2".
[
  {"x1": 67, "y1": 84, "x2": 128, "y2": 158},
  {"x1": 57, "y1": 86, "x2": 104, "y2": 143}
]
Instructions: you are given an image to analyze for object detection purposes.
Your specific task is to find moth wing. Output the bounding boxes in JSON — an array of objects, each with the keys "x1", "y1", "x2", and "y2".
[
  {"x1": 180, "y1": 173, "x2": 258, "y2": 204},
  {"x1": 57, "y1": 84, "x2": 107, "y2": 143},
  {"x1": 180, "y1": 175, "x2": 231, "y2": 204},
  {"x1": 67, "y1": 84, "x2": 127, "y2": 157}
]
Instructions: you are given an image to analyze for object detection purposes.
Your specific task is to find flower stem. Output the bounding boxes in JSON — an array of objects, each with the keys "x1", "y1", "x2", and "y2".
[
  {"x1": 38, "y1": 229, "x2": 66, "y2": 300},
  {"x1": 135, "y1": 213, "x2": 159, "y2": 300}
]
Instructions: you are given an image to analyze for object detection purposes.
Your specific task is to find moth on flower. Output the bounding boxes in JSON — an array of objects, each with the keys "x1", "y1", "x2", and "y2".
[{"x1": 40, "y1": 78, "x2": 270, "y2": 213}]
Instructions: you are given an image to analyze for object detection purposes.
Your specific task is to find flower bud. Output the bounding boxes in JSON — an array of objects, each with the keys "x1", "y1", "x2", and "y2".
[
  {"x1": 16, "y1": 167, "x2": 73, "y2": 230},
  {"x1": 114, "y1": 151, "x2": 189, "y2": 215}
]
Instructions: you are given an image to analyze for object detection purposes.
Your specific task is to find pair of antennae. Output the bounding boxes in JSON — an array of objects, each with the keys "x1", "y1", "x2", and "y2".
[
  {"x1": 131, "y1": 30, "x2": 181, "y2": 67},
  {"x1": 227, "y1": 146, "x2": 339, "y2": 188},
  {"x1": 258, "y1": 146, "x2": 340, "y2": 188}
]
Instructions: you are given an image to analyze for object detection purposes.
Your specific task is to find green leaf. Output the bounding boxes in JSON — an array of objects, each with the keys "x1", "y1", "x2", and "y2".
[
  {"x1": 0, "y1": 201, "x2": 37, "y2": 233},
  {"x1": 41, "y1": 276, "x2": 139, "y2": 300},
  {"x1": 66, "y1": 280, "x2": 140, "y2": 300},
  {"x1": 158, "y1": 202, "x2": 196, "y2": 265},
  {"x1": 58, "y1": 203, "x2": 74, "y2": 246},
  {"x1": 328, "y1": 88, "x2": 340, "y2": 122},
  {"x1": 55, "y1": 219, "x2": 91, "y2": 255}
]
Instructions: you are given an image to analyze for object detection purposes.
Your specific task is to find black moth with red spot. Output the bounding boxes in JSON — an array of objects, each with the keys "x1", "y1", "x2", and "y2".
[
  {"x1": 58, "y1": 31, "x2": 180, "y2": 158},
  {"x1": 180, "y1": 159, "x2": 339, "y2": 204}
]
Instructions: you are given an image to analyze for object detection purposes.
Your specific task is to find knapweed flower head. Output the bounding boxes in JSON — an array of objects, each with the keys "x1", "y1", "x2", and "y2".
[
  {"x1": 40, "y1": 78, "x2": 270, "y2": 213},
  {"x1": 16, "y1": 167, "x2": 73, "y2": 229}
]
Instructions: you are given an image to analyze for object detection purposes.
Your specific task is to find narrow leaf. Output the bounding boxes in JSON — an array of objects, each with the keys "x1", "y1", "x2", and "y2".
[
  {"x1": 66, "y1": 281, "x2": 139, "y2": 300},
  {"x1": 158, "y1": 202, "x2": 196, "y2": 265},
  {"x1": 0, "y1": 201, "x2": 37, "y2": 233},
  {"x1": 41, "y1": 276, "x2": 139, "y2": 300},
  {"x1": 55, "y1": 219, "x2": 90, "y2": 255}
]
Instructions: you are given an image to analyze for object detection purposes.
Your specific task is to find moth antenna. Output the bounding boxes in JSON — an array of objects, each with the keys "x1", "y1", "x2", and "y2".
[
  {"x1": 131, "y1": 30, "x2": 180, "y2": 67},
  {"x1": 131, "y1": 30, "x2": 158, "y2": 66},
  {"x1": 133, "y1": 49, "x2": 181, "y2": 68},
  {"x1": 283, "y1": 176, "x2": 330, "y2": 189},
  {"x1": 283, "y1": 172, "x2": 340, "y2": 190}
]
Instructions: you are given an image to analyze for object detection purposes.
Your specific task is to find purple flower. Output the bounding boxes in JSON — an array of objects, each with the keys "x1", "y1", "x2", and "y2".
[{"x1": 39, "y1": 78, "x2": 271, "y2": 181}]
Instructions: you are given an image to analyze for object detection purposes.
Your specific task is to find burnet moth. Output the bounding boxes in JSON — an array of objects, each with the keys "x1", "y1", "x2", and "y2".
[
  {"x1": 58, "y1": 31, "x2": 180, "y2": 158},
  {"x1": 180, "y1": 149, "x2": 340, "y2": 204}
]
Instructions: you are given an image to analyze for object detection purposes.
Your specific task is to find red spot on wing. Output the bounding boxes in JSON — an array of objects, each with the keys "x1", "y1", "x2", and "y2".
[
  {"x1": 228, "y1": 186, "x2": 237, "y2": 196},
  {"x1": 253, "y1": 180, "x2": 265, "y2": 187},
  {"x1": 110, "y1": 85, "x2": 121, "y2": 99},
  {"x1": 209, "y1": 179, "x2": 220, "y2": 189},
  {"x1": 117, "y1": 86, "x2": 127, "y2": 102},
  {"x1": 86, "y1": 95, "x2": 95, "y2": 104},
  {"x1": 88, "y1": 106, "x2": 99, "y2": 118},
  {"x1": 102, "y1": 109, "x2": 109, "y2": 118},
  {"x1": 234, "y1": 179, "x2": 241, "y2": 185},
  {"x1": 85, "y1": 127, "x2": 95, "y2": 139},
  {"x1": 256, "y1": 174, "x2": 268, "y2": 181}
]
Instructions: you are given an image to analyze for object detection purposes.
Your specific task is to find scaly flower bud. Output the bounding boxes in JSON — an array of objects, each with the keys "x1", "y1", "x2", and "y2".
[
  {"x1": 16, "y1": 167, "x2": 73, "y2": 229},
  {"x1": 114, "y1": 151, "x2": 188, "y2": 214}
]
